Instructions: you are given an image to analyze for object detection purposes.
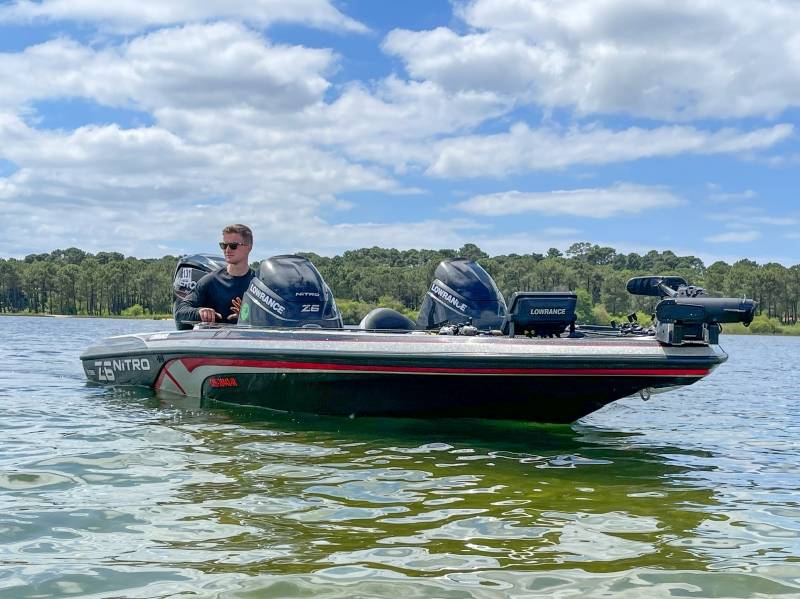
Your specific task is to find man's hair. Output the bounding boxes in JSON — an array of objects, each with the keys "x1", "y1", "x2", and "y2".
[{"x1": 222, "y1": 224, "x2": 253, "y2": 245}]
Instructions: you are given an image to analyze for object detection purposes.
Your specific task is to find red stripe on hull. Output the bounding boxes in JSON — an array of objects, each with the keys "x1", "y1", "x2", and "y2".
[{"x1": 178, "y1": 357, "x2": 708, "y2": 377}]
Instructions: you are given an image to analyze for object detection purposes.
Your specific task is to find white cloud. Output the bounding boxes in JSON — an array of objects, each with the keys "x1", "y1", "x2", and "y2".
[
  {"x1": 317, "y1": 78, "x2": 510, "y2": 168},
  {"x1": 707, "y1": 188, "x2": 758, "y2": 203},
  {"x1": 386, "y1": 0, "x2": 800, "y2": 119},
  {"x1": 0, "y1": 116, "x2": 399, "y2": 199},
  {"x1": 752, "y1": 216, "x2": 798, "y2": 226},
  {"x1": 0, "y1": 23, "x2": 335, "y2": 113},
  {"x1": 456, "y1": 183, "x2": 683, "y2": 218},
  {"x1": 383, "y1": 26, "x2": 563, "y2": 98},
  {"x1": 0, "y1": 185, "x2": 489, "y2": 257},
  {"x1": 705, "y1": 230, "x2": 762, "y2": 243},
  {"x1": 541, "y1": 227, "x2": 581, "y2": 237},
  {"x1": 0, "y1": 2, "x2": 797, "y2": 263},
  {"x1": 0, "y1": 22, "x2": 511, "y2": 257},
  {"x1": 0, "y1": 28, "x2": 513, "y2": 174},
  {"x1": 290, "y1": 219, "x2": 489, "y2": 255},
  {"x1": 1, "y1": 21, "x2": 792, "y2": 183},
  {"x1": 0, "y1": 111, "x2": 408, "y2": 257},
  {"x1": 706, "y1": 209, "x2": 799, "y2": 228},
  {"x1": 428, "y1": 123, "x2": 793, "y2": 178},
  {"x1": 0, "y1": 0, "x2": 367, "y2": 33},
  {"x1": 152, "y1": 77, "x2": 511, "y2": 170}
]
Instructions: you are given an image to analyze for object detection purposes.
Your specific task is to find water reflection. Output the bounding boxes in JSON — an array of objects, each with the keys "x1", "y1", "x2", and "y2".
[
  {"x1": 100, "y1": 401, "x2": 721, "y2": 580},
  {"x1": 2, "y1": 319, "x2": 800, "y2": 597}
]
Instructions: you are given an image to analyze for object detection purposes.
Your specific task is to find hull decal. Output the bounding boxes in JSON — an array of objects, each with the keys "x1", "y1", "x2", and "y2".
[
  {"x1": 155, "y1": 361, "x2": 188, "y2": 395},
  {"x1": 163, "y1": 366, "x2": 187, "y2": 394}
]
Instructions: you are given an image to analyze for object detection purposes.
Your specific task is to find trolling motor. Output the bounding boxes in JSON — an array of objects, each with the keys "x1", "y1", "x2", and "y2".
[{"x1": 627, "y1": 276, "x2": 756, "y2": 345}]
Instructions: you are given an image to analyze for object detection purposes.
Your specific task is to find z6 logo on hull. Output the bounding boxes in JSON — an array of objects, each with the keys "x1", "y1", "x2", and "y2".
[{"x1": 94, "y1": 358, "x2": 151, "y2": 381}]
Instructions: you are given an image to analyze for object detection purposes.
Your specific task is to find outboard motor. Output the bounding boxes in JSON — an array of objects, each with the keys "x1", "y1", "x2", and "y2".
[
  {"x1": 416, "y1": 258, "x2": 506, "y2": 330},
  {"x1": 173, "y1": 254, "x2": 226, "y2": 330},
  {"x1": 237, "y1": 255, "x2": 342, "y2": 329},
  {"x1": 627, "y1": 276, "x2": 756, "y2": 345}
]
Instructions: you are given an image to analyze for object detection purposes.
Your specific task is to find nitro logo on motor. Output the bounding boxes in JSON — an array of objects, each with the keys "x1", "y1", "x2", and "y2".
[
  {"x1": 248, "y1": 282, "x2": 286, "y2": 315},
  {"x1": 531, "y1": 308, "x2": 567, "y2": 315},
  {"x1": 430, "y1": 283, "x2": 467, "y2": 312},
  {"x1": 177, "y1": 267, "x2": 196, "y2": 290},
  {"x1": 94, "y1": 358, "x2": 151, "y2": 381}
]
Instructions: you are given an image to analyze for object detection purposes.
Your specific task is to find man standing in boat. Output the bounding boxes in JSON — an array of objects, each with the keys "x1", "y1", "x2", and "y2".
[{"x1": 174, "y1": 224, "x2": 255, "y2": 324}]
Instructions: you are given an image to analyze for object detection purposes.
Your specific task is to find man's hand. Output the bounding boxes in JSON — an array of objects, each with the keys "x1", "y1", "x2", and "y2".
[
  {"x1": 199, "y1": 307, "x2": 222, "y2": 323},
  {"x1": 227, "y1": 297, "x2": 242, "y2": 321}
]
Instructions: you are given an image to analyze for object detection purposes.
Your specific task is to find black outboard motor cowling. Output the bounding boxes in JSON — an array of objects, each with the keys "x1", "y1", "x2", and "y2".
[
  {"x1": 238, "y1": 255, "x2": 342, "y2": 328},
  {"x1": 416, "y1": 258, "x2": 507, "y2": 330},
  {"x1": 173, "y1": 254, "x2": 226, "y2": 330},
  {"x1": 173, "y1": 254, "x2": 227, "y2": 301}
]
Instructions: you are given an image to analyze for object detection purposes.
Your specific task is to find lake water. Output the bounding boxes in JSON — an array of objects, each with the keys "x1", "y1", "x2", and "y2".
[{"x1": 1, "y1": 316, "x2": 799, "y2": 598}]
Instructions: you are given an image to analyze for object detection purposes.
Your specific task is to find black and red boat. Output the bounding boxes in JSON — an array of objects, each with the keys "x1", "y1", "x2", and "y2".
[{"x1": 81, "y1": 256, "x2": 754, "y2": 423}]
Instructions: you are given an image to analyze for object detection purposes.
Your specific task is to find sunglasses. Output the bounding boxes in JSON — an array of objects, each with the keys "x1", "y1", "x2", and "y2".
[{"x1": 219, "y1": 242, "x2": 247, "y2": 250}]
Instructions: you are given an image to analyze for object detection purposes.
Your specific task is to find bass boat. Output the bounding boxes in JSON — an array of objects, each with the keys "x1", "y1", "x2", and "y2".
[{"x1": 81, "y1": 256, "x2": 755, "y2": 423}]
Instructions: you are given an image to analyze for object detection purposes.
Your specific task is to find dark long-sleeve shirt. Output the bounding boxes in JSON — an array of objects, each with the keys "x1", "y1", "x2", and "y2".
[{"x1": 174, "y1": 267, "x2": 254, "y2": 324}]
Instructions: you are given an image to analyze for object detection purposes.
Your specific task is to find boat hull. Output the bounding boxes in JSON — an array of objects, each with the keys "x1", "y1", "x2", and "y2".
[
  {"x1": 81, "y1": 327, "x2": 727, "y2": 423},
  {"x1": 201, "y1": 369, "x2": 707, "y2": 423}
]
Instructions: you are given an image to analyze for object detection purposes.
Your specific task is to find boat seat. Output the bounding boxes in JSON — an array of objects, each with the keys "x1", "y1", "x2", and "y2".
[{"x1": 359, "y1": 307, "x2": 416, "y2": 331}]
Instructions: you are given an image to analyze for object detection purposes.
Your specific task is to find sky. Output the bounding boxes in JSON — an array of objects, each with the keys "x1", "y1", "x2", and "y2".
[{"x1": 0, "y1": 0, "x2": 798, "y2": 265}]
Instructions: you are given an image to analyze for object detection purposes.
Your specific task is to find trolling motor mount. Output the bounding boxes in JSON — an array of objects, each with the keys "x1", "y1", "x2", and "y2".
[{"x1": 627, "y1": 276, "x2": 756, "y2": 345}]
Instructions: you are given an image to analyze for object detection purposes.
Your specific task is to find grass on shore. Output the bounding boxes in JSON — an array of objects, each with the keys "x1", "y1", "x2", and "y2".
[{"x1": 719, "y1": 317, "x2": 800, "y2": 336}]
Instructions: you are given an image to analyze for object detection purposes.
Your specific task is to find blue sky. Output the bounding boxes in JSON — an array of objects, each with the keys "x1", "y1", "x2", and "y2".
[{"x1": 0, "y1": 0, "x2": 798, "y2": 265}]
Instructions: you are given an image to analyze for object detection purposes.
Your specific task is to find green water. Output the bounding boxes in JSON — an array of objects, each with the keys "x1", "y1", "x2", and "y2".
[{"x1": 1, "y1": 317, "x2": 799, "y2": 597}]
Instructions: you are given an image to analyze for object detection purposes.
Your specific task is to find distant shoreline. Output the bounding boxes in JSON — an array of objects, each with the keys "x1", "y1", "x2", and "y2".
[
  {"x1": 3, "y1": 245, "x2": 797, "y2": 336},
  {"x1": 0, "y1": 312, "x2": 171, "y2": 321}
]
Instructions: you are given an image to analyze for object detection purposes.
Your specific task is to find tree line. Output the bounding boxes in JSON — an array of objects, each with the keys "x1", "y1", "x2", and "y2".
[{"x1": 1, "y1": 243, "x2": 799, "y2": 326}]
